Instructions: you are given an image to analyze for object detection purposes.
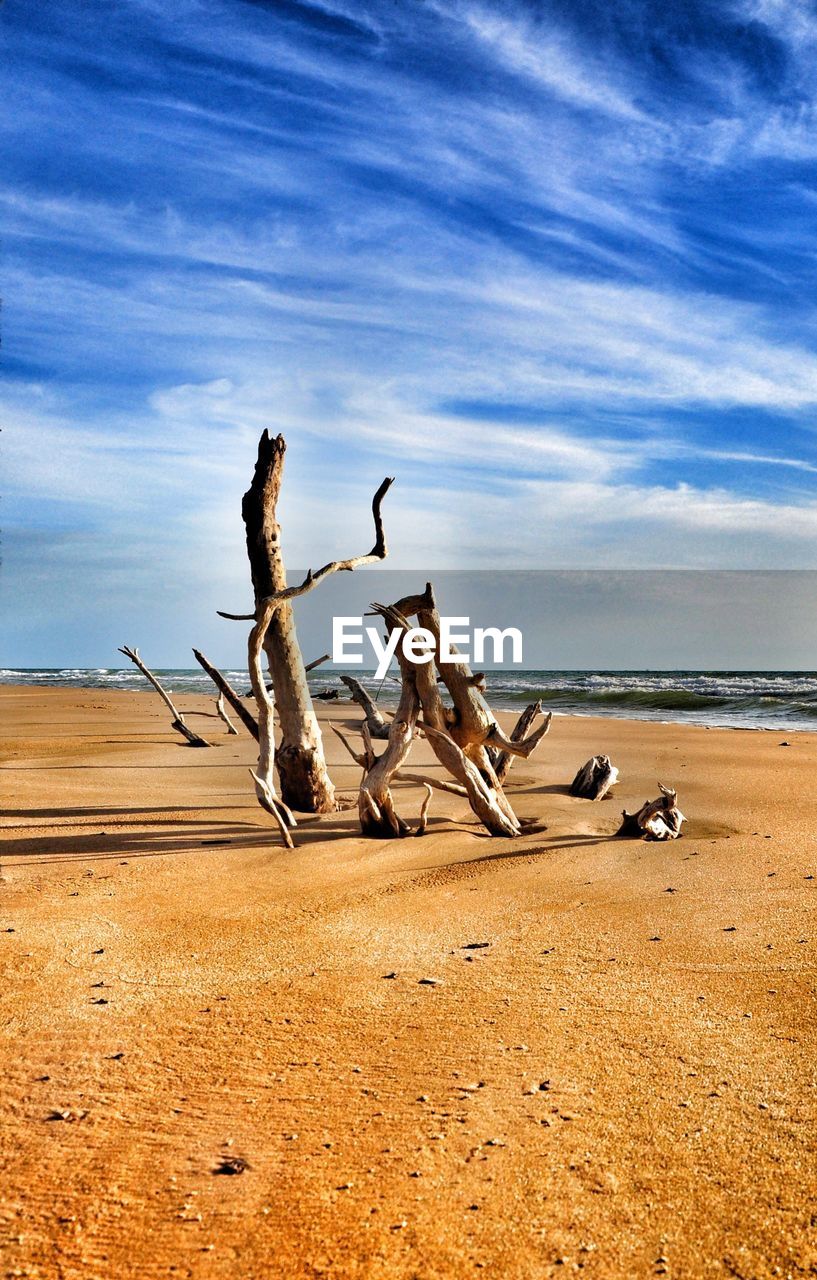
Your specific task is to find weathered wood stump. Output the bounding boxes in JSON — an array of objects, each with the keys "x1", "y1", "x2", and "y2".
[{"x1": 570, "y1": 754, "x2": 619, "y2": 800}]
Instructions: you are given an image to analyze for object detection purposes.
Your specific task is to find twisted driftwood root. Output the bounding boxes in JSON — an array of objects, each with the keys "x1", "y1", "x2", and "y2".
[
  {"x1": 375, "y1": 585, "x2": 551, "y2": 836},
  {"x1": 618, "y1": 783, "x2": 685, "y2": 840},
  {"x1": 570, "y1": 755, "x2": 619, "y2": 801},
  {"x1": 368, "y1": 599, "x2": 522, "y2": 834}
]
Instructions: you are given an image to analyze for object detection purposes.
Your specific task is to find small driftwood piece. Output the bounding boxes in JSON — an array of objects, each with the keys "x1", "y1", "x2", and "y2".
[
  {"x1": 340, "y1": 675, "x2": 390, "y2": 738},
  {"x1": 618, "y1": 783, "x2": 685, "y2": 840},
  {"x1": 492, "y1": 701, "x2": 551, "y2": 785},
  {"x1": 118, "y1": 646, "x2": 210, "y2": 747},
  {"x1": 216, "y1": 693, "x2": 239, "y2": 735},
  {"x1": 570, "y1": 754, "x2": 619, "y2": 801},
  {"x1": 192, "y1": 648, "x2": 259, "y2": 740}
]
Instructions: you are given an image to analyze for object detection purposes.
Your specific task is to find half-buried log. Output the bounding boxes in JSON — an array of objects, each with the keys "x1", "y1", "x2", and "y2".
[{"x1": 618, "y1": 783, "x2": 685, "y2": 840}]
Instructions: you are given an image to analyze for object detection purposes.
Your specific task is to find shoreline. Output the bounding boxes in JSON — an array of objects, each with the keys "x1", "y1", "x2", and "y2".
[{"x1": 1, "y1": 679, "x2": 815, "y2": 737}]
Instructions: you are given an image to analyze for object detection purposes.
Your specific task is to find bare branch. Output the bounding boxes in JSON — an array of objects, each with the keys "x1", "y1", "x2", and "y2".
[
  {"x1": 249, "y1": 771, "x2": 295, "y2": 848},
  {"x1": 220, "y1": 475, "x2": 395, "y2": 623},
  {"x1": 486, "y1": 709, "x2": 553, "y2": 767},
  {"x1": 216, "y1": 693, "x2": 239, "y2": 735},
  {"x1": 192, "y1": 648, "x2": 259, "y2": 740},
  {"x1": 399, "y1": 772, "x2": 468, "y2": 798},
  {"x1": 340, "y1": 675, "x2": 390, "y2": 738},
  {"x1": 118, "y1": 646, "x2": 210, "y2": 747},
  {"x1": 415, "y1": 784, "x2": 433, "y2": 836},
  {"x1": 329, "y1": 721, "x2": 368, "y2": 769},
  {"x1": 247, "y1": 598, "x2": 298, "y2": 843}
]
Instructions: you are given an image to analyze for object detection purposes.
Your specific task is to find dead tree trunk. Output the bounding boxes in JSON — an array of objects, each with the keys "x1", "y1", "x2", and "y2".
[
  {"x1": 118, "y1": 646, "x2": 210, "y2": 747},
  {"x1": 219, "y1": 440, "x2": 393, "y2": 842},
  {"x1": 192, "y1": 648, "x2": 259, "y2": 740},
  {"x1": 340, "y1": 675, "x2": 390, "y2": 738},
  {"x1": 239, "y1": 432, "x2": 335, "y2": 813}
]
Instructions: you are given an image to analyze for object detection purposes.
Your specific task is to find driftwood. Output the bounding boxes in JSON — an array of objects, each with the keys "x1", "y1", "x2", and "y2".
[
  {"x1": 246, "y1": 602, "x2": 296, "y2": 847},
  {"x1": 234, "y1": 432, "x2": 335, "y2": 812},
  {"x1": 618, "y1": 783, "x2": 685, "y2": 840},
  {"x1": 330, "y1": 610, "x2": 472, "y2": 838},
  {"x1": 340, "y1": 675, "x2": 390, "y2": 738},
  {"x1": 492, "y1": 701, "x2": 550, "y2": 785},
  {"x1": 356, "y1": 607, "x2": 422, "y2": 838},
  {"x1": 381, "y1": 584, "x2": 551, "y2": 836},
  {"x1": 118, "y1": 646, "x2": 210, "y2": 747},
  {"x1": 415, "y1": 784, "x2": 433, "y2": 836},
  {"x1": 570, "y1": 754, "x2": 619, "y2": 800},
  {"x1": 216, "y1": 693, "x2": 238, "y2": 735},
  {"x1": 192, "y1": 648, "x2": 259, "y2": 740},
  {"x1": 244, "y1": 653, "x2": 330, "y2": 698},
  {"x1": 221, "y1": 435, "x2": 393, "y2": 839}
]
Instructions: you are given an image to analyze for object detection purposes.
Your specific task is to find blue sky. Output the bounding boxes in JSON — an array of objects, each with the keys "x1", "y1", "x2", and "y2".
[{"x1": 4, "y1": 0, "x2": 817, "y2": 664}]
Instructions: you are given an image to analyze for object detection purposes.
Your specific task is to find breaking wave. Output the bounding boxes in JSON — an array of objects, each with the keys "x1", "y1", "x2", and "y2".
[{"x1": 2, "y1": 668, "x2": 816, "y2": 730}]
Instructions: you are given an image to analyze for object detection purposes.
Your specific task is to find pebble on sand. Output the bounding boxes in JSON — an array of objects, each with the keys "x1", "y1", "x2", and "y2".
[{"x1": 213, "y1": 1157, "x2": 249, "y2": 1176}]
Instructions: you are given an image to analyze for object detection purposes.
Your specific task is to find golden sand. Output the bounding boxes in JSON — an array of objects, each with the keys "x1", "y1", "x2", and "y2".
[{"x1": 1, "y1": 686, "x2": 815, "y2": 1278}]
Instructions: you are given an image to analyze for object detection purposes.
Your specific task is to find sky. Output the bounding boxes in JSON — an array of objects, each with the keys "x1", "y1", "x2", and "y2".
[{"x1": 4, "y1": 0, "x2": 817, "y2": 666}]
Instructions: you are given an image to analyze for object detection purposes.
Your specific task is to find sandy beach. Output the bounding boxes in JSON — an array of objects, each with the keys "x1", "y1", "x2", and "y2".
[{"x1": 1, "y1": 685, "x2": 815, "y2": 1279}]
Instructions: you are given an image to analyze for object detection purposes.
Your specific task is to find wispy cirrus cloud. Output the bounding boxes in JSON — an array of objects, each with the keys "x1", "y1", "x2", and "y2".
[{"x1": 3, "y1": 0, "x2": 817, "y2": 662}]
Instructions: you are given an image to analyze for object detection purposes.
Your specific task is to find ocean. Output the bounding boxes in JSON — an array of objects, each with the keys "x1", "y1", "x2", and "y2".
[{"x1": 3, "y1": 667, "x2": 817, "y2": 732}]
